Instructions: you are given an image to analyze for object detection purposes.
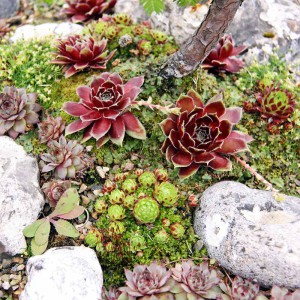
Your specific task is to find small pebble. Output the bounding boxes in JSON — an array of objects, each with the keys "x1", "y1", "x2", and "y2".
[
  {"x1": 16, "y1": 264, "x2": 25, "y2": 271},
  {"x1": 81, "y1": 195, "x2": 90, "y2": 205},
  {"x1": 11, "y1": 265, "x2": 18, "y2": 272},
  {"x1": 2, "y1": 259, "x2": 12, "y2": 269},
  {"x1": 1, "y1": 274, "x2": 10, "y2": 281},
  {"x1": 2, "y1": 281, "x2": 10, "y2": 290}
]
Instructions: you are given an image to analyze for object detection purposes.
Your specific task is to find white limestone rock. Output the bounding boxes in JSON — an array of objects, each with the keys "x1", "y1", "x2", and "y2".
[
  {"x1": 148, "y1": 0, "x2": 299, "y2": 71},
  {"x1": 194, "y1": 181, "x2": 300, "y2": 289},
  {"x1": 20, "y1": 247, "x2": 103, "y2": 300},
  {"x1": 114, "y1": 0, "x2": 147, "y2": 22},
  {"x1": 0, "y1": 136, "x2": 45, "y2": 257},
  {"x1": 10, "y1": 22, "x2": 83, "y2": 43},
  {"x1": 150, "y1": 0, "x2": 208, "y2": 45}
]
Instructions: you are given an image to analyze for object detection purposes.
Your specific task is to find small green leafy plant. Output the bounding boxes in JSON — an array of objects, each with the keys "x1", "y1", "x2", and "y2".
[{"x1": 23, "y1": 188, "x2": 84, "y2": 255}]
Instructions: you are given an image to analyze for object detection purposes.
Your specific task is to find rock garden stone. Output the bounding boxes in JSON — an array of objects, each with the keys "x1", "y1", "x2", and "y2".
[
  {"x1": 10, "y1": 22, "x2": 83, "y2": 42},
  {"x1": 0, "y1": 136, "x2": 45, "y2": 257},
  {"x1": 114, "y1": 0, "x2": 147, "y2": 22},
  {"x1": 194, "y1": 181, "x2": 300, "y2": 289},
  {"x1": 20, "y1": 246, "x2": 103, "y2": 300},
  {"x1": 148, "y1": 0, "x2": 299, "y2": 67},
  {"x1": 149, "y1": 0, "x2": 209, "y2": 46},
  {"x1": 228, "y1": 0, "x2": 300, "y2": 66},
  {"x1": 0, "y1": 0, "x2": 19, "y2": 19}
]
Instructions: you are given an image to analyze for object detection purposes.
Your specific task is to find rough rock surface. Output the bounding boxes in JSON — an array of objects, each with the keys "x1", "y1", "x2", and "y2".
[
  {"x1": 114, "y1": 0, "x2": 147, "y2": 22},
  {"x1": 20, "y1": 247, "x2": 103, "y2": 300},
  {"x1": 228, "y1": 0, "x2": 300, "y2": 67},
  {"x1": 150, "y1": 0, "x2": 208, "y2": 46},
  {"x1": 0, "y1": 137, "x2": 45, "y2": 258},
  {"x1": 10, "y1": 22, "x2": 83, "y2": 42},
  {"x1": 0, "y1": 0, "x2": 19, "y2": 19},
  {"x1": 148, "y1": 0, "x2": 299, "y2": 68},
  {"x1": 194, "y1": 181, "x2": 300, "y2": 289}
]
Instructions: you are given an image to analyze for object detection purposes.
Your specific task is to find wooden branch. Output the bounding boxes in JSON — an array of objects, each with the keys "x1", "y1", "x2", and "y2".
[{"x1": 160, "y1": 0, "x2": 244, "y2": 78}]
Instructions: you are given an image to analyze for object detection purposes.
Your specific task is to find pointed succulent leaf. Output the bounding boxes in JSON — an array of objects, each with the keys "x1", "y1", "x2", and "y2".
[
  {"x1": 54, "y1": 219, "x2": 80, "y2": 238},
  {"x1": 50, "y1": 188, "x2": 80, "y2": 217},
  {"x1": 23, "y1": 219, "x2": 45, "y2": 238},
  {"x1": 34, "y1": 220, "x2": 51, "y2": 246}
]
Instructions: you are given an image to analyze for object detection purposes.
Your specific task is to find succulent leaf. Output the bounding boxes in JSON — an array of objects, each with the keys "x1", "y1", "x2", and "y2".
[{"x1": 202, "y1": 34, "x2": 246, "y2": 73}]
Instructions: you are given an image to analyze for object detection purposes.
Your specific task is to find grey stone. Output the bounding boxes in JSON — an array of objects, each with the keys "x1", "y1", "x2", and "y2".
[
  {"x1": 149, "y1": 0, "x2": 209, "y2": 46},
  {"x1": 0, "y1": 0, "x2": 19, "y2": 19},
  {"x1": 10, "y1": 22, "x2": 83, "y2": 42},
  {"x1": 114, "y1": 0, "x2": 147, "y2": 22},
  {"x1": 20, "y1": 247, "x2": 103, "y2": 300},
  {"x1": 228, "y1": 0, "x2": 300, "y2": 68},
  {"x1": 148, "y1": 0, "x2": 299, "y2": 71},
  {"x1": 0, "y1": 136, "x2": 45, "y2": 257},
  {"x1": 194, "y1": 181, "x2": 300, "y2": 289}
]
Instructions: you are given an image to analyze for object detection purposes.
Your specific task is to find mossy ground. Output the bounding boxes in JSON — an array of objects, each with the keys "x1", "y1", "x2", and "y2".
[{"x1": 0, "y1": 20, "x2": 299, "y2": 288}]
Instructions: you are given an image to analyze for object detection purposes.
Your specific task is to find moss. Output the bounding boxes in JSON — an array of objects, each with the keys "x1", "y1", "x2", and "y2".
[{"x1": 0, "y1": 39, "x2": 61, "y2": 105}]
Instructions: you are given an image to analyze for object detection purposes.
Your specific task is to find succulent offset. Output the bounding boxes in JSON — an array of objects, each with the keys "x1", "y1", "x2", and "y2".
[
  {"x1": 87, "y1": 170, "x2": 196, "y2": 279},
  {"x1": 270, "y1": 285, "x2": 300, "y2": 300},
  {"x1": 40, "y1": 135, "x2": 89, "y2": 179},
  {"x1": 119, "y1": 261, "x2": 173, "y2": 297},
  {"x1": 133, "y1": 197, "x2": 160, "y2": 224},
  {"x1": 171, "y1": 261, "x2": 221, "y2": 299},
  {"x1": 230, "y1": 276, "x2": 260, "y2": 300},
  {"x1": 202, "y1": 34, "x2": 246, "y2": 73},
  {"x1": 38, "y1": 115, "x2": 65, "y2": 144},
  {"x1": 63, "y1": 72, "x2": 146, "y2": 147},
  {"x1": 154, "y1": 182, "x2": 178, "y2": 207},
  {"x1": 0, "y1": 86, "x2": 41, "y2": 139},
  {"x1": 85, "y1": 227, "x2": 103, "y2": 247},
  {"x1": 129, "y1": 234, "x2": 147, "y2": 252},
  {"x1": 63, "y1": 0, "x2": 117, "y2": 23},
  {"x1": 108, "y1": 204, "x2": 126, "y2": 220},
  {"x1": 160, "y1": 90, "x2": 253, "y2": 179},
  {"x1": 243, "y1": 81, "x2": 296, "y2": 130},
  {"x1": 52, "y1": 35, "x2": 115, "y2": 77},
  {"x1": 42, "y1": 180, "x2": 71, "y2": 207},
  {"x1": 170, "y1": 223, "x2": 185, "y2": 239}
]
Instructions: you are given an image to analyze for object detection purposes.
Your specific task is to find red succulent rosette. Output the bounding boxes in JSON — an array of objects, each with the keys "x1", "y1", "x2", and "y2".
[
  {"x1": 244, "y1": 81, "x2": 296, "y2": 125},
  {"x1": 202, "y1": 34, "x2": 246, "y2": 73},
  {"x1": 63, "y1": 72, "x2": 146, "y2": 147},
  {"x1": 63, "y1": 0, "x2": 117, "y2": 23},
  {"x1": 52, "y1": 35, "x2": 115, "y2": 78},
  {"x1": 160, "y1": 90, "x2": 253, "y2": 179}
]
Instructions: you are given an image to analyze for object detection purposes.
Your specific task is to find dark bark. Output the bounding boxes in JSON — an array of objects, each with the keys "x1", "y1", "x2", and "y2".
[{"x1": 160, "y1": 0, "x2": 244, "y2": 78}]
